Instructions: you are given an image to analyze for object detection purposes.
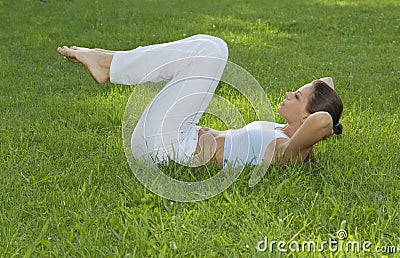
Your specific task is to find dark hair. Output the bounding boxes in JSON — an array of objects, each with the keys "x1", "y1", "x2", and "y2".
[{"x1": 306, "y1": 80, "x2": 344, "y2": 135}]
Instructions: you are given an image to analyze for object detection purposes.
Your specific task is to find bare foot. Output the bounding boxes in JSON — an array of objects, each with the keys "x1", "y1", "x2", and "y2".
[{"x1": 57, "y1": 46, "x2": 114, "y2": 84}]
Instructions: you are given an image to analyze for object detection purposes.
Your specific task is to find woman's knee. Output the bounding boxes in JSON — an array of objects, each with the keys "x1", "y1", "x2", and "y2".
[
  {"x1": 192, "y1": 35, "x2": 228, "y2": 60},
  {"x1": 209, "y1": 36, "x2": 228, "y2": 59}
]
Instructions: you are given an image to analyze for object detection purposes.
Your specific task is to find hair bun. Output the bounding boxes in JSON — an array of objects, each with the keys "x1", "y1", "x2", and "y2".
[{"x1": 333, "y1": 122, "x2": 343, "y2": 135}]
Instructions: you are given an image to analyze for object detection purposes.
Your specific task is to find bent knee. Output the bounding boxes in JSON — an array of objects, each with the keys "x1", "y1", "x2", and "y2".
[{"x1": 193, "y1": 35, "x2": 228, "y2": 60}]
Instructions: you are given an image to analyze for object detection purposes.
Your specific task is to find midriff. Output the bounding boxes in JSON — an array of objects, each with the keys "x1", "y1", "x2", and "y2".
[{"x1": 192, "y1": 127, "x2": 226, "y2": 167}]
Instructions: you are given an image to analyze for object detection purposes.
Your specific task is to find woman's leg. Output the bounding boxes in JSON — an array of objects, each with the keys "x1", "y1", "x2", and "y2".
[
  {"x1": 111, "y1": 35, "x2": 228, "y2": 164},
  {"x1": 109, "y1": 34, "x2": 227, "y2": 85},
  {"x1": 57, "y1": 35, "x2": 225, "y2": 85},
  {"x1": 58, "y1": 35, "x2": 228, "y2": 165}
]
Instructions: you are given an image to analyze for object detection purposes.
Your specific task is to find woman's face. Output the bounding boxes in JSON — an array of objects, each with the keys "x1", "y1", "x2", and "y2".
[{"x1": 278, "y1": 83, "x2": 314, "y2": 124}]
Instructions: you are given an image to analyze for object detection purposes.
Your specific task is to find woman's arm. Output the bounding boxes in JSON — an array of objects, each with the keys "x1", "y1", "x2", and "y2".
[{"x1": 277, "y1": 111, "x2": 333, "y2": 166}]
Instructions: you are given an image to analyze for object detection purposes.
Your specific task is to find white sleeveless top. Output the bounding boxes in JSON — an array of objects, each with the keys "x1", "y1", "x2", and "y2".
[{"x1": 223, "y1": 121, "x2": 289, "y2": 168}]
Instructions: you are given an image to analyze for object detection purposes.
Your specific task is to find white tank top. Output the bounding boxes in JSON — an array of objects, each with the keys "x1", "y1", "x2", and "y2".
[{"x1": 223, "y1": 121, "x2": 289, "y2": 168}]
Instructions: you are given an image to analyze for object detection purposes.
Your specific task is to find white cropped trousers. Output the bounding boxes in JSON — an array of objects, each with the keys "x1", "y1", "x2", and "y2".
[{"x1": 110, "y1": 35, "x2": 229, "y2": 164}]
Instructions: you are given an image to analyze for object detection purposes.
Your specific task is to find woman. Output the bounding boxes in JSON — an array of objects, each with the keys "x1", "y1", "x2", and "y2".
[{"x1": 57, "y1": 34, "x2": 343, "y2": 169}]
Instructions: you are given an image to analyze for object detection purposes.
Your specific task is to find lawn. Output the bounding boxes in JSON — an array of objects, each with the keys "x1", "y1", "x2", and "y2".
[{"x1": 1, "y1": 0, "x2": 399, "y2": 256}]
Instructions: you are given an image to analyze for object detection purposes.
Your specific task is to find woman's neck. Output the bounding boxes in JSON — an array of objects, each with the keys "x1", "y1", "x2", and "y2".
[{"x1": 280, "y1": 122, "x2": 302, "y2": 138}]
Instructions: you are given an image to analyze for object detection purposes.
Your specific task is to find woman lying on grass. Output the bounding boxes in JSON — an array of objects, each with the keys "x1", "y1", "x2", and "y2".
[{"x1": 57, "y1": 34, "x2": 343, "y2": 169}]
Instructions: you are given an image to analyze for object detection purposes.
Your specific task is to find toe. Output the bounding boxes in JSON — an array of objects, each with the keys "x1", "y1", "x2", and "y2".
[
  {"x1": 57, "y1": 47, "x2": 65, "y2": 56},
  {"x1": 57, "y1": 46, "x2": 73, "y2": 58}
]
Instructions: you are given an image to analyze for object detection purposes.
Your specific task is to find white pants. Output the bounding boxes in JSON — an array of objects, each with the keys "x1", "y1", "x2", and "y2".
[{"x1": 110, "y1": 35, "x2": 229, "y2": 164}]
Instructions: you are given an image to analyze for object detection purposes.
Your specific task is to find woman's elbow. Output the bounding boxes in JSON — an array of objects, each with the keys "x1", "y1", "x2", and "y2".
[
  {"x1": 310, "y1": 111, "x2": 331, "y2": 124},
  {"x1": 310, "y1": 112, "x2": 333, "y2": 132}
]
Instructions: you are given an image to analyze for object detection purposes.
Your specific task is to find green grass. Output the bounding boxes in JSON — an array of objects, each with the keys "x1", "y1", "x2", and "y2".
[{"x1": 1, "y1": 0, "x2": 399, "y2": 256}]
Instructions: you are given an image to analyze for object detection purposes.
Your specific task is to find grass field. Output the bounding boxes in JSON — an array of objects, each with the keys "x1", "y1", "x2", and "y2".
[{"x1": 1, "y1": 0, "x2": 399, "y2": 256}]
